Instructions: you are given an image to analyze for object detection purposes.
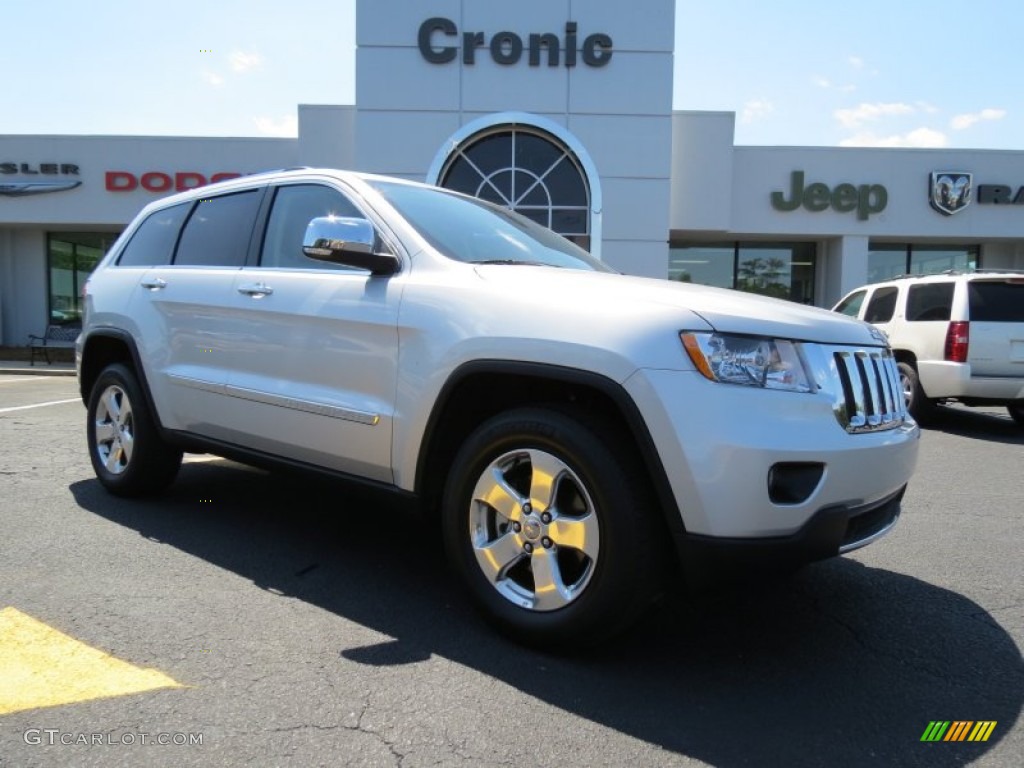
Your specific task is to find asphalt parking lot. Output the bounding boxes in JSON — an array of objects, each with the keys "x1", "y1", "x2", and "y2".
[{"x1": 1, "y1": 374, "x2": 1021, "y2": 767}]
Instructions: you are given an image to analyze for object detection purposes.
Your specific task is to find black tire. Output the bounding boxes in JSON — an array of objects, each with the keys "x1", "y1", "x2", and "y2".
[
  {"x1": 897, "y1": 362, "x2": 936, "y2": 423},
  {"x1": 86, "y1": 363, "x2": 182, "y2": 496},
  {"x1": 1008, "y1": 403, "x2": 1024, "y2": 428},
  {"x1": 442, "y1": 406, "x2": 664, "y2": 648}
]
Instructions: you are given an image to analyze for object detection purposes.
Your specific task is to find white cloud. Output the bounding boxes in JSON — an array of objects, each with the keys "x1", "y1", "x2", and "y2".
[
  {"x1": 950, "y1": 108, "x2": 1006, "y2": 131},
  {"x1": 254, "y1": 115, "x2": 298, "y2": 137},
  {"x1": 229, "y1": 51, "x2": 262, "y2": 73},
  {"x1": 201, "y1": 71, "x2": 225, "y2": 87},
  {"x1": 848, "y1": 56, "x2": 864, "y2": 69},
  {"x1": 812, "y1": 76, "x2": 831, "y2": 89},
  {"x1": 834, "y1": 102, "x2": 915, "y2": 129},
  {"x1": 741, "y1": 98, "x2": 773, "y2": 124},
  {"x1": 916, "y1": 101, "x2": 939, "y2": 114},
  {"x1": 839, "y1": 127, "x2": 948, "y2": 148}
]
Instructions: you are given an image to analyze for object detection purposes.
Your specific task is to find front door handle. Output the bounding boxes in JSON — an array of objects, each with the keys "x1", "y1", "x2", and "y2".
[
  {"x1": 237, "y1": 282, "x2": 273, "y2": 298},
  {"x1": 140, "y1": 277, "x2": 166, "y2": 291}
]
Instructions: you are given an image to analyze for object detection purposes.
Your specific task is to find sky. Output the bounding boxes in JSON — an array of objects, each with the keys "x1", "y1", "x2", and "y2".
[{"x1": 1, "y1": 0, "x2": 1019, "y2": 150}]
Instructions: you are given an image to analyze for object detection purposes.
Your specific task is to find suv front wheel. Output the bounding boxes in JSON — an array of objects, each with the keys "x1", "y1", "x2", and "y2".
[
  {"x1": 87, "y1": 363, "x2": 182, "y2": 496},
  {"x1": 442, "y1": 406, "x2": 663, "y2": 648}
]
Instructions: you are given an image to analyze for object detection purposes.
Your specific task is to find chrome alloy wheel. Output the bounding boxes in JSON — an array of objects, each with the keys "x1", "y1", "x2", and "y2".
[
  {"x1": 899, "y1": 370, "x2": 913, "y2": 407},
  {"x1": 93, "y1": 384, "x2": 135, "y2": 475},
  {"x1": 468, "y1": 448, "x2": 600, "y2": 612}
]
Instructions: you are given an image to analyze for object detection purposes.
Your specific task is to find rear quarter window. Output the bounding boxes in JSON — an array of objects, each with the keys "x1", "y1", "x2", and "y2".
[
  {"x1": 906, "y1": 283, "x2": 954, "y2": 321},
  {"x1": 968, "y1": 281, "x2": 1024, "y2": 321},
  {"x1": 117, "y1": 203, "x2": 190, "y2": 267}
]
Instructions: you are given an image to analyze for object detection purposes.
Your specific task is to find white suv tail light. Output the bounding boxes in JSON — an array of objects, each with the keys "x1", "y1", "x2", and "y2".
[{"x1": 944, "y1": 321, "x2": 969, "y2": 363}]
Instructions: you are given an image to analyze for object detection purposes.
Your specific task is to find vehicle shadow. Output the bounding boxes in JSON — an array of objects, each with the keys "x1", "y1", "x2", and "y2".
[
  {"x1": 922, "y1": 405, "x2": 1024, "y2": 445},
  {"x1": 70, "y1": 464, "x2": 1022, "y2": 768}
]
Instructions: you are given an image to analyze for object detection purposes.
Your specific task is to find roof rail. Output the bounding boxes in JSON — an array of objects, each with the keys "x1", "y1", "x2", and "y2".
[{"x1": 888, "y1": 268, "x2": 1024, "y2": 279}]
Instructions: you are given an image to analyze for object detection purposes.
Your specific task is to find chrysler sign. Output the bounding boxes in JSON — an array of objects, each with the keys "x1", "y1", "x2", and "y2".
[{"x1": 0, "y1": 161, "x2": 81, "y2": 197}]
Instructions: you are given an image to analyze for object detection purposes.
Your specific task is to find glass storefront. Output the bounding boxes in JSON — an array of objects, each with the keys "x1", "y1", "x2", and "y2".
[
  {"x1": 669, "y1": 241, "x2": 817, "y2": 303},
  {"x1": 867, "y1": 243, "x2": 978, "y2": 284},
  {"x1": 47, "y1": 232, "x2": 119, "y2": 325}
]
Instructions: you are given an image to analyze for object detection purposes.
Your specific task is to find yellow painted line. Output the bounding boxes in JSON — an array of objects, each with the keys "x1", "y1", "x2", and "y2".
[
  {"x1": 0, "y1": 398, "x2": 81, "y2": 414},
  {"x1": 0, "y1": 607, "x2": 182, "y2": 715}
]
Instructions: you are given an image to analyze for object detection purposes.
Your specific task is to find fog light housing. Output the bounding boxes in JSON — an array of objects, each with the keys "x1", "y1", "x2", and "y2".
[{"x1": 767, "y1": 462, "x2": 825, "y2": 505}]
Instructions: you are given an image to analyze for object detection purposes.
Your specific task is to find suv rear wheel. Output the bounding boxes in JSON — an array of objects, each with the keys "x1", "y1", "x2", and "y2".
[
  {"x1": 442, "y1": 406, "x2": 663, "y2": 647},
  {"x1": 1008, "y1": 403, "x2": 1024, "y2": 428},
  {"x1": 87, "y1": 363, "x2": 182, "y2": 496},
  {"x1": 897, "y1": 362, "x2": 936, "y2": 423}
]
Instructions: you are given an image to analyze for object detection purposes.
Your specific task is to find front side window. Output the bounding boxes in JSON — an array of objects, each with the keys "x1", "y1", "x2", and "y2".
[
  {"x1": 174, "y1": 190, "x2": 262, "y2": 267},
  {"x1": 835, "y1": 290, "x2": 867, "y2": 318},
  {"x1": 261, "y1": 184, "x2": 362, "y2": 270},
  {"x1": 864, "y1": 286, "x2": 899, "y2": 323}
]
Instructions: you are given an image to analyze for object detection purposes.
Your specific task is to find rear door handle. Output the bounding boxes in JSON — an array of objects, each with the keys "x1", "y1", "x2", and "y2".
[
  {"x1": 237, "y1": 282, "x2": 273, "y2": 297},
  {"x1": 140, "y1": 278, "x2": 166, "y2": 291}
]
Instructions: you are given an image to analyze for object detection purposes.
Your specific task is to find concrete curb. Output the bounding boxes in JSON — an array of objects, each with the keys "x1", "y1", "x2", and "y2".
[{"x1": 0, "y1": 363, "x2": 76, "y2": 377}]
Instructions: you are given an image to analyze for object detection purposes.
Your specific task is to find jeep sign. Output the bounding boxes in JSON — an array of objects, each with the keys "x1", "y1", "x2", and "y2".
[{"x1": 771, "y1": 171, "x2": 887, "y2": 220}]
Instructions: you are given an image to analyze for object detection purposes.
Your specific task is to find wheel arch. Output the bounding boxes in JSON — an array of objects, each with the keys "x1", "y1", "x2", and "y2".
[
  {"x1": 79, "y1": 331, "x2": 164, "y2": 429},
  {"x1": 414, "y1": 360, "x2": 687, "y2": 555}
]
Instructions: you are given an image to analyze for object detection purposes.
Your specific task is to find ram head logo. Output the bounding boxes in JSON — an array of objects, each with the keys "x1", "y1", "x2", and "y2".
[{"x1": 929, "y1": 172, "x2": 972, "y2": 215}]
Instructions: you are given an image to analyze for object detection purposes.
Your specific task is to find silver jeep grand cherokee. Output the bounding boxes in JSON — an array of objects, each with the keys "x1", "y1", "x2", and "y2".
[{"x1": 78, "y1": 169, "x2": 920, "y2": 646}]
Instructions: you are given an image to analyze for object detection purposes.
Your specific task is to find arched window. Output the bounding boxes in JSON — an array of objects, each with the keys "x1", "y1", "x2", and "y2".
[{"x1": 437, "y1": 125, "x2": 592, "y2": 251}]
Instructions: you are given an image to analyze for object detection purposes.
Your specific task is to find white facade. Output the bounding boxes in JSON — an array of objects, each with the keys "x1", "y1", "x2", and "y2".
[{"x1": 2, "y1": 0, "x2": 1024, "y2": 345}]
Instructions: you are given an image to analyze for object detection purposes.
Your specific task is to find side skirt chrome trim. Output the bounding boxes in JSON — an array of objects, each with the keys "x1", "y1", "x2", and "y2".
[{"x1": 168, "y1": 374, "x2": 380, "y2": 426}]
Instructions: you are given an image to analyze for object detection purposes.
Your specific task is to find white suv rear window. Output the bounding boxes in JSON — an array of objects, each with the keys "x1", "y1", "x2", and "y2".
[{"x1": 968, "y1": 281, "x2": 1024, "y2": 322}]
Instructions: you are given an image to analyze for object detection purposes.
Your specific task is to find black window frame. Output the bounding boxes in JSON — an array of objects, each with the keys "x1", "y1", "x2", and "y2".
[{"x1": 171, "y1": 188, "x2": 266, "y2": 268}]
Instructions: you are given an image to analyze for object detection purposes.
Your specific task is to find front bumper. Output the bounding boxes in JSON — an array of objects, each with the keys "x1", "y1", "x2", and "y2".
[
  {"x1": 623, "y1": 367, "x2": 920, "y2": 543},
  {"x1": 682, "y1": 485, "x2": 904, "y2": 578}
]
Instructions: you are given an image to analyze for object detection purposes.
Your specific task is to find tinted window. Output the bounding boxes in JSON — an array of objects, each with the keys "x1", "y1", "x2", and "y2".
[
  {"x1": 864, "y1": 286, "x2": 898, "y2": 323},
  {"x1": 906, "y1": 283, "x2": 954, "y2": 321},
  {"x1": 174, "y1": 191, "x2": 261, "y2": 267},
  {"x1": 117, "y1": 203, "x2": 189, "y2": 267},
  {"x1": 834, "y1": 290, "x2": 867, "y2": 317},
  {"x1": 968, "y1": 281, "x2": 1024, "y2": 322},
  {"x1": 261, "y1": 184, "x2": 362, "y2": 269}
]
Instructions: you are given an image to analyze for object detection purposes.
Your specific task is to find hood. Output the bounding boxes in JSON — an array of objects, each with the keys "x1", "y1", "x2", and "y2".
[{"x1": 473, "y1": 266, "x2": 882, "y2": 347}]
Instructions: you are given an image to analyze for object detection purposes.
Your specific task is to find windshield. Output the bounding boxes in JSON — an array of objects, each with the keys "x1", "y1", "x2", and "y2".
[{"x1": 368, "y1": 180, "x2": 613, "y2": 272}]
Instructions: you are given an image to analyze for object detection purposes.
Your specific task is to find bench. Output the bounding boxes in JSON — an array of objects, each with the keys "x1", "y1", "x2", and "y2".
[{"x1": 28, "y1": 324, "x2": 80, "y2": 366}]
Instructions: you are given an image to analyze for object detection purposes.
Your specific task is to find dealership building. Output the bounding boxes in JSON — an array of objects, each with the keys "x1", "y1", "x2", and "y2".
[{"x1": 2, "y1": 0, "x2": 1024, "y2": 346}]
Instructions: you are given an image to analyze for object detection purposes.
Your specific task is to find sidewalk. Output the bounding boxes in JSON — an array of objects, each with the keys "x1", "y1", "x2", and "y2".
[{"x1": 0, "y1": 360, "x2": 76, "y2": 376}]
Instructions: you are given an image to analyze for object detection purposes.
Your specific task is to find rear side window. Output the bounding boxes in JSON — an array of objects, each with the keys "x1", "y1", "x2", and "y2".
[
  {"x1": 174, "y1": 190, "x2": 262, "y2": 267},
  {"x1": 864, "y1": 286, "x2": 898, "y2": 323},
  {"x1": 117, "y1": 203, "x2": 189, "y2": 267},
  {"x1": 834, "y1": 290, "x2": 867, "y2": 317},
  {"x1": 906, "y1": 283, "x2": 954, "y2": 321},
  {"x1": 968, "y1": 281, "x2": 1024, "y2": 321}
]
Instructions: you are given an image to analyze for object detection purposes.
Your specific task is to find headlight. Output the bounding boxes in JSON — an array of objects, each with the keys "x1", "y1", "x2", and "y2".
[{"x1": 680, "y1": 332, "x2": 815, "y2": 393}]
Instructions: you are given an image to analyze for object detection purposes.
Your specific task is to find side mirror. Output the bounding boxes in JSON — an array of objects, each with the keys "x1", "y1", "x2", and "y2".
[{"x1": 302, "y1": 216, "x2": 399, "y2": 276}]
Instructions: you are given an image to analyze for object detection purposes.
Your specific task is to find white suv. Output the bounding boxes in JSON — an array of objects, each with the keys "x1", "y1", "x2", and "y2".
[
  {"x1": 78, "y1": 169, "x2": 919, "y2": 646},
  {"x1": 834, "y1": 272, "x2": 1024, "y2": 425}
]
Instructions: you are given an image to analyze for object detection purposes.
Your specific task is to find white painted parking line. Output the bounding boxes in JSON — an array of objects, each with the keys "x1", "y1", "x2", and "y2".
[
  {"x1": 0, "y1": 377, "x2": 54, "y2": 384},
  {"x1": 0, "y1": 398, "x2": 81, "y2": 414}
]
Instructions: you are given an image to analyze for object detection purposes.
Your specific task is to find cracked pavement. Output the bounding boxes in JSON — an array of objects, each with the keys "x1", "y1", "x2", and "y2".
[{"x1": 1, "y1": 376, "x2": 1021, "y2": 767}]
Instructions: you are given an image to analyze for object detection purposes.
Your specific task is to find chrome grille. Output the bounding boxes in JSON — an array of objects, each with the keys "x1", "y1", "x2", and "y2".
[{"x1": 830, "y1": 347, "x2": 906, "y2": 432}]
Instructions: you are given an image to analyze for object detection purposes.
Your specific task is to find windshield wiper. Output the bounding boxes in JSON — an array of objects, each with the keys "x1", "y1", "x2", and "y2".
[{"x1": 471, "y1": 259, "x2": 561, "y2": 267}]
